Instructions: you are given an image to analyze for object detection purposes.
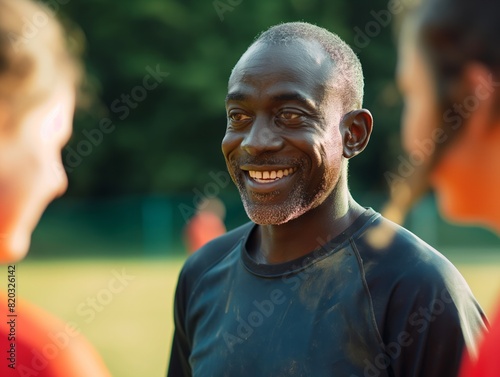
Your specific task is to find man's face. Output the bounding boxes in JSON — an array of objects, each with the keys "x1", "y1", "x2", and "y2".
[{"x1": 222, "y1": 39, "x2": 346, "y2": 225}]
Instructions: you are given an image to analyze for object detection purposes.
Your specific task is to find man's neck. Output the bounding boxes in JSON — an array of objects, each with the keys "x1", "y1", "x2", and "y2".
[{"x1": 249, "y1": 192, "x2": 365, "y2": 265}]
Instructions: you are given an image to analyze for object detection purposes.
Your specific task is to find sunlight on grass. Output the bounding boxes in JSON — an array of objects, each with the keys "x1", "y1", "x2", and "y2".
[
  {"x1": 455, "y1": 264, "x2": 500, "y2": 316},
  {"x1": 16, "y1": 257, "x2": 185, "y2": 377}
]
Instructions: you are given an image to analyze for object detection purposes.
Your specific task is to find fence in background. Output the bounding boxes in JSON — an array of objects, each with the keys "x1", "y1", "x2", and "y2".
[{"x1": 28, "y1": 193, "x2": 498, "y2": 259}]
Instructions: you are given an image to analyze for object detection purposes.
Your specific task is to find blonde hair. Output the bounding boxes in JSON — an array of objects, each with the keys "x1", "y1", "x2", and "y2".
[{"x1": 0, "y1": 0, "x2": 81, "y2": 120}]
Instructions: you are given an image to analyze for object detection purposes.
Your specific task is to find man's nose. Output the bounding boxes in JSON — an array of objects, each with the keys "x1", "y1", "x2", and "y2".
[{"x1": 240, "y1": 118, "x2": 283, "y2": 156}]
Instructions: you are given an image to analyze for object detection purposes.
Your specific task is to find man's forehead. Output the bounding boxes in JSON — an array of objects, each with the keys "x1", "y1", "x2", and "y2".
[
  {"x1": 226, "y1": 83, "x2": 319, "y2": 107},
  {"x1": 241, "y1": 38, "x2": 330, "y2": 64},
  {"x1": 228, "y1": 39, "x2": 336, "y2": 89}
]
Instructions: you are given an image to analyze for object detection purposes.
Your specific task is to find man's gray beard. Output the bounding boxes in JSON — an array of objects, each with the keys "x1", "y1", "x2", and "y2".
[
  {"x1": 237, "y1": 180, "x2": 310, "y2": 225},
  {"x1": 227, "y1": 156, "x2": 335, "y2": 225}
]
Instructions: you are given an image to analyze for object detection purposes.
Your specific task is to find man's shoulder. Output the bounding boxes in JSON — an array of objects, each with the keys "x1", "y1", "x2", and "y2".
[
  {"x1": 355, "y1": 214, "x2": 485, "y2": 345},
  {"x1": 180, "y1": 221, "x2": 253, "y2": 282},
  {"x1": 355, "y1": 213, "x2": 462, "y2": 282}
]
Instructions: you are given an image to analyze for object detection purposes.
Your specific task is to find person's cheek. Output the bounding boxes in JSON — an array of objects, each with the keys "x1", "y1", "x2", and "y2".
[
  {"x1": 37, "y1": 111, "x2": 70, "y2": 202},
  {"x1": 402, "y1": 96, "x2": 436, "y2": 159},
  {"x1": 401, "y1": 100, "x2": 420, "y2": 154},
  {"x1": 45, "y1": 151, "x2": 68, "y2": 199}
]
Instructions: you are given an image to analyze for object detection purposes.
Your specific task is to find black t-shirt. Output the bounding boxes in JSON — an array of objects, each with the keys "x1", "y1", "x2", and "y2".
[{"x1": 167, "y1": 209, "x2": 487, "y2": 377}]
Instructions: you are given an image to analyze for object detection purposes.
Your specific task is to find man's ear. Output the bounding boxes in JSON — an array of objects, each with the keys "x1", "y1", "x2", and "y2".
[{"x1": 340, "y1": 109, "x2": 373, "y2": 159}]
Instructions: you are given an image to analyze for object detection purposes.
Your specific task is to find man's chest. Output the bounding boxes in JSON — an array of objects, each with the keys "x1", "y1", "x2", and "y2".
[{"x1": 186, "y1": 254, "x2": 387, "y2": 377}]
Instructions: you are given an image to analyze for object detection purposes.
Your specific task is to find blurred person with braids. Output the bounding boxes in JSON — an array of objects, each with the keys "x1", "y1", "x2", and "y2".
[
  {"x1": 0, "y1": 0, "x2": 110, "y2": 375},
  {"x1": 396, "y1": 0, "x2": 500, "y2": 375}
]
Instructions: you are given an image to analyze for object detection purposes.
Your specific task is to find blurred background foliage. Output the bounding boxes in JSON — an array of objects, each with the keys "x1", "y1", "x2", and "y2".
[
  {"x1": 27, "y1": 0, "x2": 497, "y2": 259},
  {"x1": 62, "y1": 0, "x2": 401, "y2": 197}
]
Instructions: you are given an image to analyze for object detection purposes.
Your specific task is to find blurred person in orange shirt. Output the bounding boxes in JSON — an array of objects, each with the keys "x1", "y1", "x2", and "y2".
[
  {"x1": 184, "y1": 197, "x2": 226, "y2": 254},
  {"x1": 396, "y1": 0, "x2": 500, "y2": 375},
  {"x1": 0, "y1": 0, "x2": 110, "y2": 375}
]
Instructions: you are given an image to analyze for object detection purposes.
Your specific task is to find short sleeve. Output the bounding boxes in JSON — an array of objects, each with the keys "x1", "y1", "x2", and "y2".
[{"x1": 381, "y1": 265, "x2": 487, "y2": 377}]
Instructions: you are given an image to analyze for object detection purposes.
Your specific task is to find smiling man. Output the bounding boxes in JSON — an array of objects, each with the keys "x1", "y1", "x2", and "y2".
[{"x1": 167, "y1": 22, "x2": 486, "y2": 377}]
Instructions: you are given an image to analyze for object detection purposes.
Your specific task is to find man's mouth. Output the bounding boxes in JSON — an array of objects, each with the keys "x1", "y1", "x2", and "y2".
[{"x1": 247, "y1": 168, "x2": 296, "y2": 184}]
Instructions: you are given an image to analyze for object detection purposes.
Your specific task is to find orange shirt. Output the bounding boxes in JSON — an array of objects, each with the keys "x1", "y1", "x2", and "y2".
[
  {"x1": 0, "y1": 291, "x2": 111, "y2": 377},
  {"x1": 460, "y1": 300, "x2": 500, "y2": 377}
]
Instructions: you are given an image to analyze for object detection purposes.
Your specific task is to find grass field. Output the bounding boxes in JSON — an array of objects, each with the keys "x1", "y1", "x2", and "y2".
[
  {"x1": 10, "y1": 255, "x2": 500, "y2": 377},
  {"x1": 14, "y1": 257, "x2": 184, "y2": 377}
]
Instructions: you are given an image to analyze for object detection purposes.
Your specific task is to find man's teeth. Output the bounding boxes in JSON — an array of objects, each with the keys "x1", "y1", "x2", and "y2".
[{"x1": 248, "y1": 168, "x2": 296, "y2": 181}]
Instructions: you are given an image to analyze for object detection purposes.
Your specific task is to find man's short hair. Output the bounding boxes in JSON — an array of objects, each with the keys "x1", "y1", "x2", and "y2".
[{"x1": 253, "y1": 22, "x2": 364, "y2": 112}]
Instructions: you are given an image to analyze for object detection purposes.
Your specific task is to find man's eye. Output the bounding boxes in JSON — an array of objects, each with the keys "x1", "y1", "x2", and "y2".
[
  {"x1": 279, "y1": 112, "x2": 300, "y2": 120},
  {"x1": 229, "y1": 113, "x2": 251, "y2": 122},
  {"x1": 277, "y1": 111, "x2": 305, "y2": 124}
]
